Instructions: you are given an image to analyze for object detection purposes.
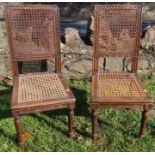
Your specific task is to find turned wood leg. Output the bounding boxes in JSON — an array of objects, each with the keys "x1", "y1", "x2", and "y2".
[
  {"x1": 14, "y1": 116, "x2": 24, "y2": 150},
  {"x1": 140, "y1": 109, "x2": 149, "y2": 137},
  {"x1": 92, "y1": 109, "x2": 97, "y2": 142},
  {"x1": 68, "y1": 108, "x2": 74, "y2": 138}
]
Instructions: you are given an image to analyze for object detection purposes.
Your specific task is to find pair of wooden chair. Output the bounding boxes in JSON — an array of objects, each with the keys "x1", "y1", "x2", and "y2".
[{"x1": 5, "y1": 4, "x2": 154, "y2": 150}]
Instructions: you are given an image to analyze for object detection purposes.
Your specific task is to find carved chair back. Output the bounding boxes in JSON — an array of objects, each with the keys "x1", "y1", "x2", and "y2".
[
  {"x1": 6, "y1": 5, "x2": 61, "y2": 77},
  {"x1": 93, "y1": 4, "x2": 142, "y2": 73}
]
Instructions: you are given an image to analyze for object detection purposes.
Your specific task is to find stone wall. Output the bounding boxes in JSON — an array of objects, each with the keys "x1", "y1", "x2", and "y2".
[
  {"x1": 61, "y1": 41, "x2": 155, "y2": 80},
  {"x1": 0, "y1": 49, "x2": 11, "y2": 82},
  {"x1": 1, "y1": 2, "x2": 155, "y2": 84}
]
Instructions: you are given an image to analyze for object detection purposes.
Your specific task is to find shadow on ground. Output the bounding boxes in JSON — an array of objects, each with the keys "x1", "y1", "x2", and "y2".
[
  {"x1": 0, "y1": 84, "x2": 12, "y2": 120},
  {"x1": 30, "y1": 86, "x2": 91, "y2": 138}
]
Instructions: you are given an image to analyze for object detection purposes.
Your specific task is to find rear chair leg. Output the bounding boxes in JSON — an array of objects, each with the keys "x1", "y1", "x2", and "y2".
[
  {"x1": 140, "y1": 109, "x2": 149, "y2": 137},
  {"x1": 92, "y1": 109, "x2": 97, "y2": 142},
  {"x1": 68, "y1": 108, "x2": 74, "y2": 138},
  {"x1": 14, "y1": 116, "x2": 24, "y2": 150}
]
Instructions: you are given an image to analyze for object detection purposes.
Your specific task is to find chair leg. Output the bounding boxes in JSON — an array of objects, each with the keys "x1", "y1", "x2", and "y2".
[
  {"x1": 68, "y1": 108, "x2": 74, "y2": 138},
  {"x1": 140, "y1": 109, "x2": 149, "y2": 137},
  {"x1": 14, "y1": 116, "x2": 24, "y2": 151},
  {"x1": 92, "y1": 109, "x2": 97, "y2": 142}
]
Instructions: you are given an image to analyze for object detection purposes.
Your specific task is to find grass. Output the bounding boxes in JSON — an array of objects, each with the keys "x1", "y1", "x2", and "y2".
[{"x1": 0, "y1": 76, "x2": 155, "y2": 152}]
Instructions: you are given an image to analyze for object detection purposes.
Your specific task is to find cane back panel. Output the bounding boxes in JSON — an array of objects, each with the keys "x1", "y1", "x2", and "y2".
[
  {"x1": 94, "y1": 5, "x2": 142, "y2": 57},
  {"x1": 6, "y1": 5, "x2": 60, "y2": 61}
]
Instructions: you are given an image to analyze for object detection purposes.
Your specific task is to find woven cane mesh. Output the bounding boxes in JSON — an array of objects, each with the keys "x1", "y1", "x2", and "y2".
[
  {"x1": 6, "y1": 5, "x2": 59, "y2": 61},
  {"x1": 18, "y1": 74, "x2": 67, "y2": 103},
  {"x1": 95, "y1": 5, "x2": 141, "y2": 57},
  {"x1": 97, "y1": 73, "x2": 147, "y2": 98}
]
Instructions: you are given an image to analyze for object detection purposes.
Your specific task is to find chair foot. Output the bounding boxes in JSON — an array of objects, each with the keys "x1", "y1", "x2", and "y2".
[
  {"x1": 19, "y1": 142, "x2": 24, "y2": 151},
  {"x1": 92, "y1": 133, "x2": 97, "y2": 142},
  {"x1": 92, "y1": 109, "x2": 97, "y2": 142},
  {"x1": 14, "y1": 116, "x2": 24, "y2": 151},
  {"x1": 140, "y1": 109, "x2": 149, "y2": 137},
  {"x1": 68, "y1": 108, "x2": 74, "y2": 138},
  {"x1": 68, "y1": 132, "x2": 73, "y2": 138}
]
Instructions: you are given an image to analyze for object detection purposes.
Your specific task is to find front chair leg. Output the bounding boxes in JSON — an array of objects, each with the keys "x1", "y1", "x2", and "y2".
[
  {"x1": 68, "y1": 108, "x2": 74, "y2": 138},
  {"x1": 14, "y1": 116, "x2": 24, "y2": 151},
  {"x1": 92, "y1": 109, "x2": 97, "y2": 142},
  {"x1": 140, "y1": 109, "x2": 149, "y2": 137}
]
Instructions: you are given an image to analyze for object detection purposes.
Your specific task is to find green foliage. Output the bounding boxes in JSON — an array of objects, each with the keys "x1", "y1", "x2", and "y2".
[{"x1": 0, "y1": 77, "x2": 155, "y2": 152}]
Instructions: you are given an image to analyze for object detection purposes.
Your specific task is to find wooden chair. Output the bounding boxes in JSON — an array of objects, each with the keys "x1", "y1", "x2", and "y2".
[
  {"x1": 5, "y1": 5, "x2": 75, "y2": 150},
  {"x1": 91, "y1": 4, "x2": 154, "y2": 142}
]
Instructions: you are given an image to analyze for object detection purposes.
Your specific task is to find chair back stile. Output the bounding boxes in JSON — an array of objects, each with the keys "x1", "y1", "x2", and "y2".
[
  {"x1": 5, "y1": 5, "x2": 61, "y2": 77},
  {"x1": 93, "y1": 4, "x2": 142, "y2": 73}
]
